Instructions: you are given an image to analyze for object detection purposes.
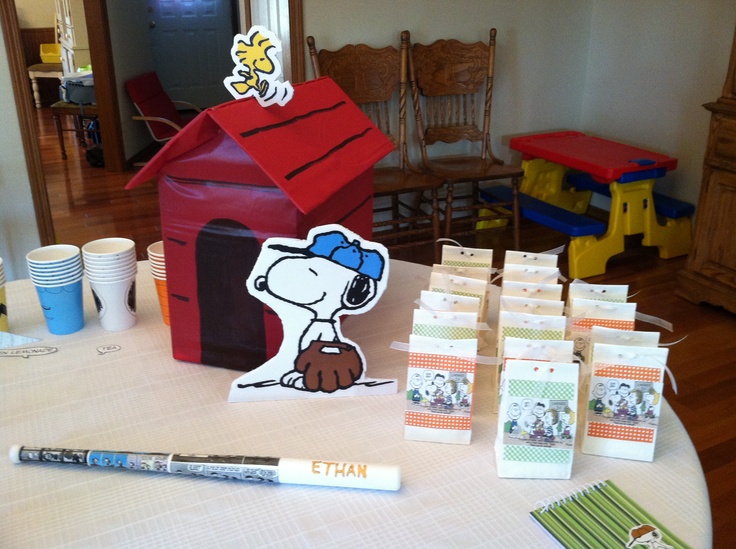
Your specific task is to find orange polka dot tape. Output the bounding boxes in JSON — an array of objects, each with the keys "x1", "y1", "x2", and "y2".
[
  {"x1": 408, "y1": 352, "x2": 476, "y2": 373},
  {"x1": 587, "y1": 421, "x2": 654, "y2": 443},
  {"x1": 594, "y1": 364, "x2": 663, "y2": 383},
  {"x1": 571, "y1": 318, "x2": 635, "y2": 332},
  {"x1": 405, "y1": 411, "x2": 471, "y2": 430}
]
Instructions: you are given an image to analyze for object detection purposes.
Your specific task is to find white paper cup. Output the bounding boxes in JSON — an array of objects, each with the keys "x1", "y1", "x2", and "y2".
[
  {"x1": 27, "y1": 257, "x2": 81, "y2": 272},
  {"x1": 85, "y1": 259, "x2": 136, "y2": 271},
  {"x1": 82, "y1": 252, "x2": 136, "y2": 266},
  {"x1": 29, "y1": 262, "x2": 83, "y2": 278},
  {"x1": 29, "y1": 256, "x2": 82, "y2": 269},
  {"x1": 30, "y1": 271, "x2": 85, "y2": 286},
  {"x1": 82, "y1": 238, "x2": 136, "y2": 260},
  {"x1": 26, "y1": 244, "x2": 81, "y2": 266},
  {"x1": 89, "y1": 275, "x2": 137, "y2": 331},
  {"x1": 147, "y1": 241, "x2": 165, "y2": 260},
  {"x1": 83, "y1": 252, "x2": 136, "y2": 264},
  {"x1": 27, "y1": 246, "x2": 83, "y2": 292},
  {"x1": 151, "y1": 265, "x2": 166, "y2": 277},
  {"x1": 28, "y1": 262, "x2": 83, "y2": 276},
  {"x1": 84, "y1": 263, "x2": 138, "y2": 278},
  {"x1": 83, "y1": 240, "x2": 137, "y2": 282},
  {"x1": 82, "y1": 257, "x2": 137, "y2": 272},
  {"x1": 86, "y1": 272, "x2": 138, "y2": 285}
]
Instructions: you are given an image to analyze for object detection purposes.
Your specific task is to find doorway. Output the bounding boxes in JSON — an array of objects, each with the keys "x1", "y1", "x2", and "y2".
[
  {"x1": 1, "y1": 0, "x2": 304, "y2": 247},
  {"x1": 148, "y1": 0, "x2": 236, "y2": 108}
]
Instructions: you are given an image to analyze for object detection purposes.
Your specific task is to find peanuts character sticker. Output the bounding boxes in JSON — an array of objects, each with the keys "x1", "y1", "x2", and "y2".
[
  {"x1": 404, "y1": 336, "x2": 477, "y2": 444},
  {"x1": 495, "y1": 360, "x2": 579, "y2": 479},
  {"x1": 582, "y1": 343, "x2": 668, "y2": 462},
  {"x1": 627, "y1": 524, "x2": 674, "y2": 549}
]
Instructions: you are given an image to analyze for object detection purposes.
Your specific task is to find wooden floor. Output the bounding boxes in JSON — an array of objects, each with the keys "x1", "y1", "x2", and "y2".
[
  {"x1": 35, "y1": 107, "x2": 161, "y2": 260},
  {"x1": 36, "y1": 107, "x2": 735, "y2": 547}
]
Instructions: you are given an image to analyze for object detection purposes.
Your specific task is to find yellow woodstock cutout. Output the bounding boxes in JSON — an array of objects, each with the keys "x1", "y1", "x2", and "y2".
[{"x1": 224, "y1": 26, "x2": 294, "y2": 107}]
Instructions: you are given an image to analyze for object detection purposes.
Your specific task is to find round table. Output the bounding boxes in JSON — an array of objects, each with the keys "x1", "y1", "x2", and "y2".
[{"x1": 0, "y1": 260, "x2": 711, "y2": 547}]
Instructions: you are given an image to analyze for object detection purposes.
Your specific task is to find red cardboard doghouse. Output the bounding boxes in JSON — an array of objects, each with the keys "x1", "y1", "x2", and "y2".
[{"x1": 126, "y1": 77, "x2": 393, "y2": 371}]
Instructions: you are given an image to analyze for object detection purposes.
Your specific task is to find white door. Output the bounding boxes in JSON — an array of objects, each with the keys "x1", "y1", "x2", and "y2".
[{"x1": 148, "y1": 0, "x2": 236, "y2": 107}]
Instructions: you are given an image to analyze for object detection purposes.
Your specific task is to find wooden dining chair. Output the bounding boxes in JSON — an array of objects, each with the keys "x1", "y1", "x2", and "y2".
[
  {"x1": 307, "y1": 35, "x2": 446, "y2": 262},
  {"x1": 405, "y1": 29, "x2": 523, "y2": 249}
]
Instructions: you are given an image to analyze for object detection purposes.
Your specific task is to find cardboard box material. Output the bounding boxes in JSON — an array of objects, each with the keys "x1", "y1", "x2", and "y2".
[{"x1": 126, "y1": 77, "x2": 394, "y2": 371}]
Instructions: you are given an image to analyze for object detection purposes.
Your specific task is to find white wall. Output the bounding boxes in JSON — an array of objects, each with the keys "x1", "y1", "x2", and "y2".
[
  {"x1": 5, "y1": 0, "x2": 736, "y2": 281},
  {"x1": 106, "y1": 0, "x2": 156, "y2": 158},
  {"x1": 582, "y1": 0, "x2": 736, "y2": 206},
  {"x1": 250, "y1": 0, "x2": 294, "y2": 81},
  {"x1": 0, "y1": 22, "x2": 41, "y2": 281},
  {"x1": 303, "y1": 0, "x2": 593, "y2": 166},
  {"x1": 304, "y1": 0, "x2": 736, "y2": 207},
  {"x1": 15, "y1": 0, "x2": 56, "y2": 29}
]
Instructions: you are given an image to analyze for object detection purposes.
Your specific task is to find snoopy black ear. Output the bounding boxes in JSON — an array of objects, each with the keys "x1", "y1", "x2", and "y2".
[{"x1": 343, "y1": 274, "x2": 375, "y2": 309}]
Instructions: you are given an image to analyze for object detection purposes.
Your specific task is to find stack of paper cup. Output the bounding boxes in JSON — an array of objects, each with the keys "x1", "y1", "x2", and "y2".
[
  {"x1": 147, "y1": 241, "x2": 170, "y2": 326},
  {"x1": 25, "y1": 244, "x2": 85, "y2": 335},
  {"x1": 0, "y1": 257, "x2": 7, "y2": 332},
  {"x1": 82, "y1": 238, "x2": 138, "y2": 331}
]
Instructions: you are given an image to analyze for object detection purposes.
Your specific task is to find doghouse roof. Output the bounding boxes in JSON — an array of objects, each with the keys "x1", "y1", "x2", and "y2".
[{"x1": 126, "y1": 77, "x2": 394, "y2": 214}]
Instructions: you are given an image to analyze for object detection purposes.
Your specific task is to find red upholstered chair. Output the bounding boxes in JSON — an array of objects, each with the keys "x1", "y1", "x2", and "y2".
[{"x1": 124, "y1": 71, "x2": 201, "y2": 143}]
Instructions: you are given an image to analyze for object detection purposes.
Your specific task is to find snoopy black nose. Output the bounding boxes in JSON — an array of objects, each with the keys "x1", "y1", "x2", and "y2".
[{"x1": 254, "y1": 275, "x2": 268, "y2": 292}]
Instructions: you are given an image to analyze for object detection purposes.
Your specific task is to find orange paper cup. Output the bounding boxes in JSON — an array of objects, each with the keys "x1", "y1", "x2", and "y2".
[{"x1": 154, "y1": 277, "x2": 170, "y2": 326}]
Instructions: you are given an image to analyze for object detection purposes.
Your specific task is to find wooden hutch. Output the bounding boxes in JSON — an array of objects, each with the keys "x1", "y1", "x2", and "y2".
[{"x1": 676, "y1": 25, "x2": 736, "y2": 314}]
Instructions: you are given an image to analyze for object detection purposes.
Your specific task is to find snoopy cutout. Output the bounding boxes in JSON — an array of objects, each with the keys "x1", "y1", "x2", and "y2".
[
  {"x1": 627, "y1": 524, "x2": 673, "y2": 549},
  {"x1": 229, "y1": 225, "x2": 397, "y2": 402}
]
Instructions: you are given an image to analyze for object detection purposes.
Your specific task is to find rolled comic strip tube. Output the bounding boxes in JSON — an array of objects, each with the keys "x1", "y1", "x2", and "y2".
[{"x1": 10, "y1": 445, "x2": 401, "y2": 491}]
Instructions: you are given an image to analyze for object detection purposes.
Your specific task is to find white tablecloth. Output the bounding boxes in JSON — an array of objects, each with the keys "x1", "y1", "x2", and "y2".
[{"x1": 0, "y1": 260, "x2": 711, "y2": 548}]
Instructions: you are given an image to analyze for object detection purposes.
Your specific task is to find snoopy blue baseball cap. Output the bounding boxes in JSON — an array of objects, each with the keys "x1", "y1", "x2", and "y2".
[{"x1": 268, "y1": 230, "x2": 385, "y2": 280}]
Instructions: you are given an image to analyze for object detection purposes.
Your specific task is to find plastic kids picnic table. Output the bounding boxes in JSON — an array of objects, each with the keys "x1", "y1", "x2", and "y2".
[{"x1": 509, "y1": 131, "x2": 692, "y2": 278}]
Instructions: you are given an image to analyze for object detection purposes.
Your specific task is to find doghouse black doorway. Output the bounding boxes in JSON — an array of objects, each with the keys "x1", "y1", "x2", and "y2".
[{"x1": 196, "y1": 219, "x2": 267, "y2": 371}]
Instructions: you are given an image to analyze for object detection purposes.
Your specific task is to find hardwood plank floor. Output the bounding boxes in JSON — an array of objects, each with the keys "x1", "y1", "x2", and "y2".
[
  {"x1": 36, "y1": 107, "x2": 734, "y2": 547},
  {"x1": 35, "y1": 107, "x2": 160, "y2": 260}
]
